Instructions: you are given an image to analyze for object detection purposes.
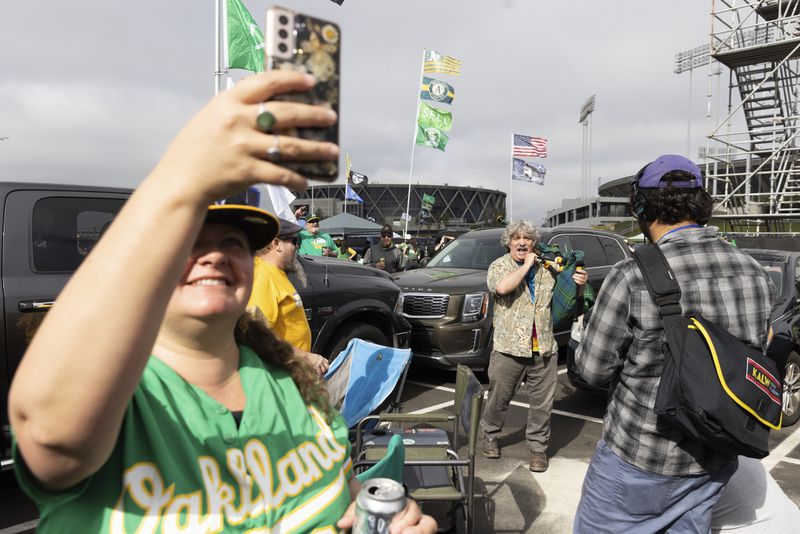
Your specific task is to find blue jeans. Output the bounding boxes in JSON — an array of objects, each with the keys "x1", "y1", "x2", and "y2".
[{"x1": 574, "y1": 440, "x2": 737, "y2": 534}]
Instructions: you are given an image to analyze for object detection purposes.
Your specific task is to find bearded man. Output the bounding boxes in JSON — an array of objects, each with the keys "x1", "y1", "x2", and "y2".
[{"x1": 249, "y1": 218, "x2": 328, "y2": 377}]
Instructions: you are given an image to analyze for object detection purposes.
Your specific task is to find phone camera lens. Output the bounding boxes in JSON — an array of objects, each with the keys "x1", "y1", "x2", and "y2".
[
  {"x1": 278, "y1": 15, "x2": 289, "y2": 25},
  {"x1": 278, "y1": 43, "x2": 288, "y2": 53},
  {"x1": 278, "y1": 29, "x2": 288, "y2": 39}
]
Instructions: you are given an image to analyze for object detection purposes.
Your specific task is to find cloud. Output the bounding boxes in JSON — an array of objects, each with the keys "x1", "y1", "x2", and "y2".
[{"x1": 0, "y1": 0, "x2": 717, "y2": 224}]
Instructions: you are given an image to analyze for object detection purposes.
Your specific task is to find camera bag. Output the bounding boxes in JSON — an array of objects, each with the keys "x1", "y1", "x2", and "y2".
[{"x1": 633, "y1": 244, "x2": 782, "y2": 458}]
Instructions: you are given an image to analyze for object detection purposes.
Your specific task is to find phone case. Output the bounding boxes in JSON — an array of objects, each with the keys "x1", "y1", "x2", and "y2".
[{"x1": 266, "y1": 8, "x2": 340, "y2": 181}]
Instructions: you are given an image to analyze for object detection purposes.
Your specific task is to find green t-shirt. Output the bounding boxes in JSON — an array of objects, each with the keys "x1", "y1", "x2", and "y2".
[
  {"x1": 14, "y1": 346, "x2": 352, "y2": 533},
  {"x1": 297, "y1": 230, "x2": 338, "y2": 257}
]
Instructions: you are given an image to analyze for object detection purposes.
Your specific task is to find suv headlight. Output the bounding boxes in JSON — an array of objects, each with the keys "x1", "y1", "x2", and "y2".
[
  {"x1": 394, "y1": 291, "x2": 405, "y2": 315},
  {"x1": 462, "y1": 292, "x2": 488, "y2": 322}
]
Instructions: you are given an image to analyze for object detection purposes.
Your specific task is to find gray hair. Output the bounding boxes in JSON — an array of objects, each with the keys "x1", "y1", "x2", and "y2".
[{"x1": 500, "y1": 220, "x2": 538, "y2": 249}]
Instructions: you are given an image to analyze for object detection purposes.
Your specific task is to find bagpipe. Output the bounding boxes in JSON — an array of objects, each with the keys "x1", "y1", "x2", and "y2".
[{"x1": 535, "y1": 242, "x2": 595, "y2": 330}]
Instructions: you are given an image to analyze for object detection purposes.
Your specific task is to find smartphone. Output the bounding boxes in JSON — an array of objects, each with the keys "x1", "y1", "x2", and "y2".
[{"x1": 265, "y1": 6, "x2": 340, "y2": 181}]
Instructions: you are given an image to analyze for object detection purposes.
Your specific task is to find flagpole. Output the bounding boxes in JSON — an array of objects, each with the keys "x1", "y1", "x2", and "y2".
[
  {"x1": 344, "y1": 153, "x2": 351, "y2": 216},
  {"x1": 509, "y1": 133, "x2": 513, "y2": 222},
  {"x1": 215, "y1": 0, "x2": 226, "y2": 95},
  {"x1": 404, "y1": 48, "x2": 427, "y2": 237}
]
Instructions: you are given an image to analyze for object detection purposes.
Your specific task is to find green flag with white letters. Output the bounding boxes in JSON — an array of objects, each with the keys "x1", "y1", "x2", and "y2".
[
  {"x1": 227, "y1": 0, "x2": 264, "y2": 73},
  {"x1": 416, "y1": 102, "x2": 452, "y2": 151}
]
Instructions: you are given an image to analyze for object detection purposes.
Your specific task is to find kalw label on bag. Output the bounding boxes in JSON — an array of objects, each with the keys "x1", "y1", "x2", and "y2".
[{"x1": 746, "y1": 358, "x2": 782, "y2": 405}]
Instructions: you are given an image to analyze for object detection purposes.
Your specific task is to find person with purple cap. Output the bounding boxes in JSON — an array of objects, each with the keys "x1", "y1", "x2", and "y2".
[{"x1": 573, "y1": 155, "x2": 776, "y2": 532}]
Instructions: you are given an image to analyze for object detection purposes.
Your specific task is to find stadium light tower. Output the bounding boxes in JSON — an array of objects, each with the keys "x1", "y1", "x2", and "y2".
[
  {"x1": 579, "y1": 95, "x2": 596, "y2": 200},
  {"x1": 674, "y1": 44, "x2": 710, "y2": 157}
]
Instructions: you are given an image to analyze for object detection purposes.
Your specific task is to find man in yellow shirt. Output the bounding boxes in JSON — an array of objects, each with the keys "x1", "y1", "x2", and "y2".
[{"x1": 249, "y1": 218, "x2": 329, "y2": 376}]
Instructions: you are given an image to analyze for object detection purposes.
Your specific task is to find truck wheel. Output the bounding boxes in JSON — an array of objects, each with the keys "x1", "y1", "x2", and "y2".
[
  {"x1": 326, "y1": 323, "x2": 389, "y2": 361},
  {"x1": 783, "y1": 351, "x2": 800, "y2": 427}
]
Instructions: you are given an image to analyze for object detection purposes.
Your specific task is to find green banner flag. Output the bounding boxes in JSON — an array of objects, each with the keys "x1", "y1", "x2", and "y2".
[
  {"x1": 227, "y1": 0, "x2": 264, "y2": 73},
  {"x1": 416, "y1": 125, "x2": 449, "y2": 151},
  {"x1": 416, "y1": 102, "x2": 451, "y2": 151},
  {"x1": 417, "y1": 102, "x2": 452, "y2": 131},
  {"x1": 422, "y1": 193, "x2": 436, "y2": 211}
]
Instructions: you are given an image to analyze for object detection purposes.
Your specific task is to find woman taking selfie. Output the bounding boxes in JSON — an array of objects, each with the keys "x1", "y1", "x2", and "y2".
[{"x1": 8, "y1": 70, "x2": 435, "y2": 533}]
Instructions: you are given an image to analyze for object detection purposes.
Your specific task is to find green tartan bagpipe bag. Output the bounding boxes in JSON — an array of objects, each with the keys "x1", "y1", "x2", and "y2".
[{"x1": 536, "y1": 243, "x2": 596, "y2": 331}]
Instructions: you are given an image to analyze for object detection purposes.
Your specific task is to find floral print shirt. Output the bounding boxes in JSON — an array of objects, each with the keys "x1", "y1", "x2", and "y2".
[{"x1": 488, "y1": 253, "x2": 557, "y2": 358}]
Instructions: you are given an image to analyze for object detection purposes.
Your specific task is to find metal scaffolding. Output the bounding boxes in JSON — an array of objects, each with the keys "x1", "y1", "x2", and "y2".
[{"x1": 708, "y1": 0, "x2": 800, "y2": 232}]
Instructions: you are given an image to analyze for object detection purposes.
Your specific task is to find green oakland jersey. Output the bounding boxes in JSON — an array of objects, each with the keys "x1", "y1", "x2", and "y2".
[
  {"x1": 297, "y1": 230, "x2": 338, "y2": 257},
  {"x1": 14, "y1": 346, "x2": 352, "y2": 533}
]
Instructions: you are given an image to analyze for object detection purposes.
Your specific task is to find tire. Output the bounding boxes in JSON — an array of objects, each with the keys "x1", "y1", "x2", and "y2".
[
  {"x1": 325, "y1": 322, "x2": 390, "y2": 362},
  {"x1": 782, "y1": 351, "x2": 800, "y2": 427}
]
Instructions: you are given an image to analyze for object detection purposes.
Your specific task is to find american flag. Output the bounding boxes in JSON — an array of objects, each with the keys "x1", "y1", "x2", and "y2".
[{"x1": 512, "y1": 134, "x2": 548, "y2": 158}]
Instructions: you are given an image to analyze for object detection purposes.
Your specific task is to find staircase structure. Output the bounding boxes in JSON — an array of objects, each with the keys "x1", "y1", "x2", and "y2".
[{"x1": 708, "y1": 0, "x2": 800, "y2": 233}]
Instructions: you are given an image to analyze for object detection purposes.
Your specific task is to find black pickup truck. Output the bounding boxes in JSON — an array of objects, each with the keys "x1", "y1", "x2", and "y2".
[{"x1": 0, "y1": 182, "x2": 410, "y2": 469}]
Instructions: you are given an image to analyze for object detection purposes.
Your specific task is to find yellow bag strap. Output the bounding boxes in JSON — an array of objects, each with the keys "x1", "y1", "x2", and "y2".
[{"x1": 689, "y1": 319, "x2": 782, "y2": 430}]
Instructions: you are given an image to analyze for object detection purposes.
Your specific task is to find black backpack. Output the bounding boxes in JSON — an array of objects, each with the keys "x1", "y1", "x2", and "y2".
[{"x1": 633, "y1": 244, "x2": 782, "y2": 458}]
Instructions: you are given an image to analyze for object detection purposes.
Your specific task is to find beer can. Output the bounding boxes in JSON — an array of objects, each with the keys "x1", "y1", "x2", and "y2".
[{"x1": 352, "y1": 478, "x2": 406, "y2": 534}]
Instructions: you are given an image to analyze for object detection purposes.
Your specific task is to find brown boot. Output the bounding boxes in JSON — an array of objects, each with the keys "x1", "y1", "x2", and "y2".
[
  {"x1": 481, "y1": 435, "x2": 500, "y2": 459},
  {"x1": 529, "y1": 451, "x2": 548, "y2": 472}
]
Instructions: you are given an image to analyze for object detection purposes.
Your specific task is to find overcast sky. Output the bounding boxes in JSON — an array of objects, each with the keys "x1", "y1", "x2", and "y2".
[{"x1": 1, "y1": 1, "x2": 726, "y2": 224}]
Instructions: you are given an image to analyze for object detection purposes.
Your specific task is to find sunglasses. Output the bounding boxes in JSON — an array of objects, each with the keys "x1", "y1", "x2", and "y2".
[
  {"x1": 280, "y1": 236, "x2": 298, "y2": 246},
  {"x1": 309, "y1": 222, "x2": 320, "y2": 227},
  {"x1": 381, "y1": 233, "x2": 392, "y2": 238}
]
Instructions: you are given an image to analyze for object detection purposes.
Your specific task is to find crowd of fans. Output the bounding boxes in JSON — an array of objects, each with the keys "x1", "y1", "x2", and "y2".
[
  {"x1": 289, "y1": 208, "x2": 458, "y2": 273},
  {"x1": 8, "y1": 64, "x2": 800, "y2": 533}
]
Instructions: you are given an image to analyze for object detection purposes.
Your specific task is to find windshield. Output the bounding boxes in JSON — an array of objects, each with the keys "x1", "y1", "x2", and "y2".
[
  {"x1": 760, "y1": 265, "x2": 784, "y2": 297},
  {"x1": 427, "y1": 235, "x2": 506, "y2": 269}
]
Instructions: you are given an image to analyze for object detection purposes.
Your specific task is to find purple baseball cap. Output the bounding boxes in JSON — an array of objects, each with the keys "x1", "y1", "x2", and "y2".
[{"x1": 637, "y1": 155, "x2": 703, "y2": 189}]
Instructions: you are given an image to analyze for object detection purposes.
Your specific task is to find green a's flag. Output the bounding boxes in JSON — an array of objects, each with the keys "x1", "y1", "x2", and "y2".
[
  {"x1": 416, "y1": 102, "x2": 452, "y2": 151},
  {"x1": 227, "y1": 0, "x2": 264, "y2": 73},
  {"x1": 416, "y1": 125, "x2": 450, "y2": 151},
  {"x1": 421, "y1": 77, "x2": 455, "y2": 105}
]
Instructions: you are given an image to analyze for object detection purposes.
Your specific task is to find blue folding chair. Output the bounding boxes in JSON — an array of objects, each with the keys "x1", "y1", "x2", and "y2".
[
  {"x1": 354, "y1": 365, "x2": 484, "y2": 534},
  {"x1": 323, "y1": 338, "x2": 412, "y2": 428}
]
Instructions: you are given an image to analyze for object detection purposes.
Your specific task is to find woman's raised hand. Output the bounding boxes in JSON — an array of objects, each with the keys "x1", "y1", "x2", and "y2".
[{"x1": 150, "y1": 70, "x2": 339, "y2": 205}]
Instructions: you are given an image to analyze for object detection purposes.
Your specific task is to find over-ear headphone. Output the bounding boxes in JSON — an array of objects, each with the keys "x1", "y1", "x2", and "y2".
[{"x1": 630, "y1": 163, "x2": 651, "y2": 221}]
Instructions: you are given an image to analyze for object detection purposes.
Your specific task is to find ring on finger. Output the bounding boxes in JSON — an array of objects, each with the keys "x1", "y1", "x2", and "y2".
[
  {"x1": 266, "y1": 135, "x2": 282, "y2": 162},
  {"x1": 256, "y1": 102, "x2": 277, "y2": 133}
]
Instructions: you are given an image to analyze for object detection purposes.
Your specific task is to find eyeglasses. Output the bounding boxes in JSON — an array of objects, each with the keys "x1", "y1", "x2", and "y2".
[
  {"x1": 381, "y1": 233, "x2": 392, "y2": 238},
  {"x1": 309, "y1": 222, "x2": 319, "y2": 227},
  {"x1": 280, "y1": 236, "x2": 298, "y2": 246}
]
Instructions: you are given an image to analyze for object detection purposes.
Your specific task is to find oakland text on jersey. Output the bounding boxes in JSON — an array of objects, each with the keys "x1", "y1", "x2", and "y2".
[{"x1": 109, "y1": 407, "x2": 349, "y2": 534}]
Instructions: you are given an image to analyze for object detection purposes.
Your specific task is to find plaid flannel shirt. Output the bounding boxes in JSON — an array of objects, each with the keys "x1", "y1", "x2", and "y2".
[{"x1": 575, "y1": 226, "x2": 776, "y2": 475}]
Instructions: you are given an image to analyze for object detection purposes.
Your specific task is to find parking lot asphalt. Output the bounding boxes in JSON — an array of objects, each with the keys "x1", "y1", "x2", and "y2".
[
  {"x1": 399, "y1": 363, "x2": 800, "y2": 533},
  {"x1": 2, "y1": 362, "x2": 799, "y2": 534}
]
